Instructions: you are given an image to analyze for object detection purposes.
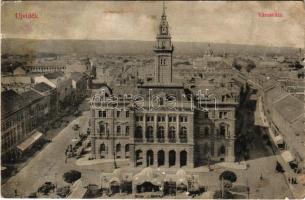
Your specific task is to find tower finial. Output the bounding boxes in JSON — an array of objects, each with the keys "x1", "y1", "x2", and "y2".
[{"x1": 162, "y1": 1, "x2": 166, "y2": 16}]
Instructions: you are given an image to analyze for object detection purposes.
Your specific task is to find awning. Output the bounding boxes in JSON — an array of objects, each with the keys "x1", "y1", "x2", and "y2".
[
  {"x1": 133, "y1": 167, "x2": 163, "y2": 186},
  {"x1": 109, "y1": 177, "x2": 121, "y2": 186},
  {"x1": 281, "y1": 150, "x2": 295, "y2": 163},
  {"x1": 100, "y1": 173, "x2": 112, "y2": 189},
  {"x1": 17, "y1": 131, "x2": 43, "y2": 152}
]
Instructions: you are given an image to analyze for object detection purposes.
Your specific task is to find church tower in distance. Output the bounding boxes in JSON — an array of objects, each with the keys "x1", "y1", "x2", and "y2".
[{"x1": 154, "y1": 2, "x2": 174, "y2": 84}]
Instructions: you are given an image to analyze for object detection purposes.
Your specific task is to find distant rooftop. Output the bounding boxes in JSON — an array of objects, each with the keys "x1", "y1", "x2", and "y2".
[
  {"x1": 273, "y1": 94, "x2": 304, "y2": 124},
  {"x1": 44, "y1": 71, "x2": 65, "y2": 79},
  {"x1": 32, "y1": 82, "x2": 54, "y2": 93},
  {"x1": 21, "y1": 90, "x2": 43, "y2": 104},
  {"x1": 70, "y1": 72, "x2": 86, "y2": 81},
  {"x1": 2, "y1": 90, "x2": 25, "y2": 118},
  {"x1": 1, "y1": 89, "x2": 44, "y2": 118}
]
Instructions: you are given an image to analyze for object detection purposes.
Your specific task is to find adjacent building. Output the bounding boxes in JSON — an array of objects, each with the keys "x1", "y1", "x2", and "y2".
[
  {"x1": 263, "y1": 84, "x2": 305, "y2": 173},
  {"x1": 69, "y1": 72, "x2": 89, "y2": 102},
  {"x1": 1, "y1": 89, "x2": 49, "y2": 161},
  {"x1": 34, "y1": 72, "x2": 73, "y2": 107}
]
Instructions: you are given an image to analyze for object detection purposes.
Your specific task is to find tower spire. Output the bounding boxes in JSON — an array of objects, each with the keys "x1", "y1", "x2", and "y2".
[{"x1": 162, "y1": 1, "x2": 166, "y2": 17}]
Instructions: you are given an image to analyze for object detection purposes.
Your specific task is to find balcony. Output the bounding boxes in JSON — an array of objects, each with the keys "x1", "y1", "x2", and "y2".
[
  {"x1": 146, "y1": 138, "x2": 154, "y2": 143},
  {"x1": 157, "y1": 138, "x2": 165, "y2": 143},
  {"x1": 180, "y1": 138, "x2": 188, "y2": 143}
]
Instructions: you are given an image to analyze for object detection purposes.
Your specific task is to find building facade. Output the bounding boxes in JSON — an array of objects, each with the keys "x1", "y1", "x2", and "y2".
[
  {"x1": 1, "y1": 89, "x2": 50, "y2": 161},
  {"x1": 90, "y1": 5, "x2": 239, "y2": 168}
]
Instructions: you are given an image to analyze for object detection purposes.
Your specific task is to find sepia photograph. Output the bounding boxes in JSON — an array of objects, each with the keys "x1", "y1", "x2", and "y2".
[{"x1": 1, "y1": 1, "x2": 305, "y2": 199}]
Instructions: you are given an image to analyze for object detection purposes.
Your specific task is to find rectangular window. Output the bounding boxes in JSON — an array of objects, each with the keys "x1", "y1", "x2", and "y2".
[
  {"x1": 147, "y1": 116, "x2": 154, "y2": 122},
  {"x1": 224, "y1": 112, "x2": 228, "y2": 119},
  {"x1": 126, "y1": 111, "x2": 129, "y2": 118},
  {"x1": 180, "y1": 116, "x2": 187, "y2": 122},
  {"x1": 117, "y1": 111, "x2": 120, "y2": 118},
  {"x1": 169, "y1": 116, "x2": 176, "y2": 122},
  {"x1": 204, "y1": 112, "x2": 209, "y2": 119},
  {"x1": 158, "y1": 116, "x2": 165, "y2": 122},
  {"x1": 99, "y1": 110, "x2": 107, "y2": 118},
  {"x1": 136, "y1": 116, "x2": 143, "y2": 121},
  {"x1": 117, "y1": 126, "x2": 121, "y2": 135},
  {"x1": 125, "y1": 126, "x2": 129, "y2": 136},
  {"x1": 219, "y1": 112, "x2": 223, "y2": 119},
  {"x1": 172, "y1": 116, "x2": 176, "y2": 122}
]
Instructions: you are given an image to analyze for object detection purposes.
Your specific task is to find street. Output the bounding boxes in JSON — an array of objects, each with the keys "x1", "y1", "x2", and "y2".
[{"x1": 1, "y1": 110, "x2": 90, "y2": 197}]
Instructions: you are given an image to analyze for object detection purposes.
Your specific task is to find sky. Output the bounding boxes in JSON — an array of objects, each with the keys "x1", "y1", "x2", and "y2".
[{"x1": 1, "y1": 1, "x2": 305, "y2": 48}]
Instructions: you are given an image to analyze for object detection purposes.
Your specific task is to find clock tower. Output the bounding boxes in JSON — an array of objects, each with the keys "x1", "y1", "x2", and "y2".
[{"x1": 154, "y1": 2, "x2": 174, "y2": 84}]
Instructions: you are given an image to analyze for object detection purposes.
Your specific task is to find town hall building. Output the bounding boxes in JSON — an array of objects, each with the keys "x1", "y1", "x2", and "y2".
[{"x1": 90, "y1": 4, "x2": 239, "y2": 168}]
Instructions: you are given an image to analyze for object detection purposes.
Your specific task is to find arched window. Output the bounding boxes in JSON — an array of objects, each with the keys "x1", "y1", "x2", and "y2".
[
  {"x1": 157, "y1": 126, "x2": 165, "y2": 143},
  {"x1": 135, "y1": 126, "x2": 143, "y2": 140},
  {"x1": 179, "y1": 127, "x2": 187, "y2": 143},
  {"x1": 146, "y1": 126, "x2": 154, "y2": 142},
  {"x1": 116, "y1": 143, "x2": 121, "y2": 153},
  {"x1": 99, "y1": 123, "x2": 105, "y2": 134},
  {"x1": 136, "y1": 150, "x2": 143, "y2": 166},
  {"x1": 218, "y1": 145, "x2": 226, "y2": 156},
  {"x1": 100, "y1": 144, "x2": 106, "y2": 158},
  {"x1": 100, "y1": 144, "x2": 106, "y2": 152},
  {"x1": 158, "y1": 150, "x2": 165, "y2": 166},
  {"x1": 180, "y1": 151, "x2": 187, "y2": 167},
  {"x1": 169, "y1": 150, "x2": 176, "y2": 167},
  {"x1": 146, "y1": 150, "x2": 154, "y2": 167},
  {"x1": 116, "y1": 143, "x2": 121, "y2": 158},
  {"x1": 220, "y1": 124, "x2": 226, "y2": 137},
  {"x1": 117, "y1": 126, "x2": 121, "y2": 135},
  {"x1": 168, "y1": 126, "x2": 176, "y2": 143},
  {"x1": 125, "y1": 144, "x2": 130, "y2": 158}
]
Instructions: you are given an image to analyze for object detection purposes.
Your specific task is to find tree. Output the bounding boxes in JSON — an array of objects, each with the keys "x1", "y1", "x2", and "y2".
[
  {"x1": 219, "y1": 171, "x2": 237, "y2": 183},
  {"x1": 63, "y1": 170, "x2": 81, "y2": 184}
]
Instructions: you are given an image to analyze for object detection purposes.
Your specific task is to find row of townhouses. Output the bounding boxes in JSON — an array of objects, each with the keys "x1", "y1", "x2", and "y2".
[{"x1": 1, "y1": 61, "x2": 95, "y2": 162}]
